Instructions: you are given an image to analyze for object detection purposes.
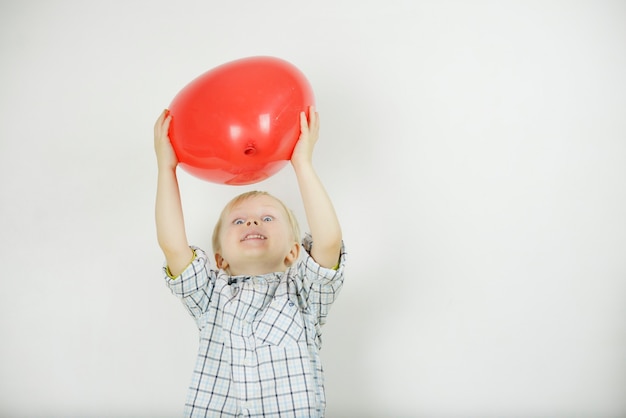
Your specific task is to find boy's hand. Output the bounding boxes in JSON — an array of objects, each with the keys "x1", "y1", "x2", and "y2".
[
  {"x1": 154, "y1": 109, "x2": 178, "y2": 170},
  {"x1": 291, "y1": 106, "x2": 319, "y2": 168},
  {"x1": 290, "y1": 105, "x2": 342, "y2": 268},
  {"x1": 154, "y1": 109, "x2": 193, "y2": 276}
]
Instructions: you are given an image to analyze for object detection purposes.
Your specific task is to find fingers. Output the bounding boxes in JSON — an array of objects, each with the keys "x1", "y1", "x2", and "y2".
[
  {"x1": 300, "y1": 106, "x2": 319, "y2": 133},
  {"x1": 154, "y1": 111, "x2": 164, "y2": 133},
  {"x1": 309, "y1": 106, "x2": 319, "y2": 132},
  {"x1": 155, "y1": 109, "x2": 172, "y2": 137},
  {"x1": 162, "y1": 111, "x2": 172, "y2": 132},
  {"x1": 300, "y1": 111, "x2": 309, "y2": 132}
]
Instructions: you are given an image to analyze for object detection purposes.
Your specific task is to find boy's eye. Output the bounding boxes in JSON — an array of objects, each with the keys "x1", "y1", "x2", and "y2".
[
  {"x1": 262, "y1": 216, "x2": 273, "y2": 222},
  {"x1": 233, "y1": 219, "x2": 245, "y2": 225}
]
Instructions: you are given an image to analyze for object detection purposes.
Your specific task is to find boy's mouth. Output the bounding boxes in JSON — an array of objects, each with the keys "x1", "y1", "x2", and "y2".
[{"x1": 241, "y1": 234, "x2": 266, "y2": 242}]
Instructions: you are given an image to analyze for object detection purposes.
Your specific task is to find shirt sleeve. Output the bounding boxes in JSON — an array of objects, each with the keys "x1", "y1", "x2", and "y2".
[
  {"x1": 294, "y1": 234, "x2": 346, "y2": 347},
  {"x1": 163, "y1": 246, "x2": 216, "y2": 321}
]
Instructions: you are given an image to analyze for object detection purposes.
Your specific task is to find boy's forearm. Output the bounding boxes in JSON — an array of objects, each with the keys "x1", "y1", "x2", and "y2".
[
  {"x1": 155, "y1": 168, "x2": 193, "y2": 271},
  {"x1": 294, "y1": 162, "x2": 342, "y2": 268}
]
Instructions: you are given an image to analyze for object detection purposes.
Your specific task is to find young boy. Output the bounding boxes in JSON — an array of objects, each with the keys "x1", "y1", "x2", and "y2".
[{"x1": 154, "y1": 107, "x2": 346, "y2": 417}]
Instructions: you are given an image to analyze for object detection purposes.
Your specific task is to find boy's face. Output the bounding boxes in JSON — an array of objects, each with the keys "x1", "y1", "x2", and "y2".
[{"x1": 216, "y1": 194, "x2": 299, "y2": 276}]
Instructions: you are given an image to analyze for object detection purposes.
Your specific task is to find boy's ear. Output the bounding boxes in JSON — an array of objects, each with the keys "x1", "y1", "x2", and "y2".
[
  {"x1": 215, "y1": 253, "x2": 228, "y2": 270},
  {"x1": 284, "y1": 242, "x2": 300, "y2": 266}
]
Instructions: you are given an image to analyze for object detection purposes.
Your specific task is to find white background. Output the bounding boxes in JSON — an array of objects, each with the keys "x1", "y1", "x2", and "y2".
[{"x1": 1, "y1": 1, "x2": 625, "y2": 417}]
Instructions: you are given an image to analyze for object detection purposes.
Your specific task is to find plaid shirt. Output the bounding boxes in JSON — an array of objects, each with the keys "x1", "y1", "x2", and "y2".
[{"x1": 165, "y1": 235, "x2": 346, "y2": 417}]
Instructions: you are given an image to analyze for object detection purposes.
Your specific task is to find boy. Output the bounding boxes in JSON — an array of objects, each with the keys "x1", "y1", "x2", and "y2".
[{"x1": 154, "y1": 107, "x2": 345, "y2": 417}]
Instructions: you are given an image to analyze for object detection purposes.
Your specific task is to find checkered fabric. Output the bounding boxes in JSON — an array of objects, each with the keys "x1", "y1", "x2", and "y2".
[{"x1": 165, "y1": 234, "x2": 346, "y2": 417}]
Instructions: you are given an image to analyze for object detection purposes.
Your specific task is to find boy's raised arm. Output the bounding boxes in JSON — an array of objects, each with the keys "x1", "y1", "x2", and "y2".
[
  {"x1": 154, "y1": 110, "x2": 194, "y2": 276},
  {"x1": 291, "y1": 107, "x2": 343, "y2": 269}
]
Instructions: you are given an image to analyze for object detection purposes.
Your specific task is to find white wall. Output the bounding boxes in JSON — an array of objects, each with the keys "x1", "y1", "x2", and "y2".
[{"x1": 1, "y1": 1, "x2": 625, "y2": 417}]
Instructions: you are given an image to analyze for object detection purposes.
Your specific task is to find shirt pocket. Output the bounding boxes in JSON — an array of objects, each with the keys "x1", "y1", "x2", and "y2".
[{"x1": 253, "y1": 297, "x2": 304, "y2": 347}]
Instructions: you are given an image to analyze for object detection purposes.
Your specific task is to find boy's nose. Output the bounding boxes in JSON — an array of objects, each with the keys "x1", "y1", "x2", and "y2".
[{"x1": 246, "y1": 220, "x2": 259, "y2": 226}]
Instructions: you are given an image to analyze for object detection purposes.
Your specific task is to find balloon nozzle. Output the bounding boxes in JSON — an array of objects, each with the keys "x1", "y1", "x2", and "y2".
[{"x1": 244, "y1": 144, "x2": 257, "y2": 156}]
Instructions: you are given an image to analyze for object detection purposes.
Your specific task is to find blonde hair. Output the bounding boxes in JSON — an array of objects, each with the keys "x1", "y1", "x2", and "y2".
[{"x1": 212, "y1": 191, "x2": 301, "y2": 256}]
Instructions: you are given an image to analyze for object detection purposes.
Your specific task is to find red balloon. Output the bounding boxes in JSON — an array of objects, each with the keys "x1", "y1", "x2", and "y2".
[{"x1": 168, "y1": 56, "x2": 315, "y2": 185}]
